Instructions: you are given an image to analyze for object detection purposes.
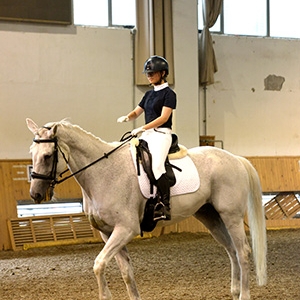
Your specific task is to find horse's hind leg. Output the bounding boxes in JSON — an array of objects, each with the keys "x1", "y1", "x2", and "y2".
[
  {"x1": 94, "y1": 229, "x2": 141, "y2": 300},
  {"x1": 219, "y1": 212, "x2": 251, "y2": 300},
  {"x1": 194, "y1": 204, "x2": 244, "y2": 300}
]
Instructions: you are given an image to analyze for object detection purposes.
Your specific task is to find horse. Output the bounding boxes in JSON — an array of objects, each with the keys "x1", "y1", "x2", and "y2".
[{"x1": 26, "y1": 118, "x2": 267, "y2": 300}]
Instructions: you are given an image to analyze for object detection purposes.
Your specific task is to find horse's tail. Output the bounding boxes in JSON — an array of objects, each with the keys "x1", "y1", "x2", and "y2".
[{"x1": 238, "y1": 156, "x2": 267, "y2": 286}]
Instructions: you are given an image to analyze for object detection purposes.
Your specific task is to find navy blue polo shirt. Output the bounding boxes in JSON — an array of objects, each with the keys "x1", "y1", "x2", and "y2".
[{"x1": 138, "y1": 87, "x2": 177, "y2": 129}]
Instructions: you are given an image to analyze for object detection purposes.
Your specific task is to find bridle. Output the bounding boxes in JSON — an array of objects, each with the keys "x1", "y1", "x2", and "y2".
[
  {"x1": 30, "y1": 137, "x2": 67, "y2": 187},
  {"x1": 31, "y1": 131, "x2": 133, "y2": 188}
]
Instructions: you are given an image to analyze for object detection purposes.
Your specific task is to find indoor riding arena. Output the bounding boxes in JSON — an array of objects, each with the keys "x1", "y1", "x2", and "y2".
[{"x1": 1, "y1": 1, "x2": 300, "y2": 300}]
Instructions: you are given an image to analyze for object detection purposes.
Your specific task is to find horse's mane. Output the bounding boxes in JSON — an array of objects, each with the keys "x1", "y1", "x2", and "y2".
[{"x1": 47, "y1": 119, "x2": 120, "y2": 146}]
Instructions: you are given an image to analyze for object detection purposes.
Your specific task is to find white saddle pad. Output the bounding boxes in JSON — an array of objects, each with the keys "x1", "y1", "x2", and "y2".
[{"x1": 130, "y1": 145, "x2": 200, "y2": 199}]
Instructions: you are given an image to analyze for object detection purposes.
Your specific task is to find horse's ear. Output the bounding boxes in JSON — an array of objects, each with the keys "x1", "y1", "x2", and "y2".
[
  {"x1": 48, "y1": 124, "x2": 57, "y2": 138},
  {"x1": 26, "y1": 118, "x2": 39, "y2": 135}
]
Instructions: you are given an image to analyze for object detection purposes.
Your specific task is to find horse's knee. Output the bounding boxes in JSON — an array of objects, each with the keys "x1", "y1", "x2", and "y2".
[{"x1": 93, "y1": 258, "x2": 107, "y2": 277}]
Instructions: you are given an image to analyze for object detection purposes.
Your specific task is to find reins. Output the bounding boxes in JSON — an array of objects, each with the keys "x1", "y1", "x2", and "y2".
[{"x1": 32, "y1": 131, "x2": 133, "y2": 187}]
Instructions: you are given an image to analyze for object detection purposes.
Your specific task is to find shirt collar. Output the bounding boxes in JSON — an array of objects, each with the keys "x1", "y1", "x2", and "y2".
[{"x1": 154, "y1": 82, "x2": 169, "y2": 91}]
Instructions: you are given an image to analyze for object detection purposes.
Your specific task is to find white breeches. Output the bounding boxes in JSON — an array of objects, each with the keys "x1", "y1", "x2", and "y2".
[{"x1": 140, "y1": 128, "x2": 172, "y2": 180}]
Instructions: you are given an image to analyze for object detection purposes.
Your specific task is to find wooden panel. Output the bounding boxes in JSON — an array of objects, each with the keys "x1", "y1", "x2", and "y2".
[
  {"x1": 3, "y1": 157, "x2": 300, "y2": 250},
  {"x1": 53, "y1": 171, "x2": 82, "y2": 199},
  {"x1": 0, "y1": 0, "x2": 72, "y2": 25},
  {"x1": 153, "y1": 216, "x2": 300, "y2": 237},
  {"x1": 8, "y1": 213, "x2": 100, "y2": 251},
  {"x1": 264, "y1": 193, "x2": 300, "y2": 220},
  {"x1": 0, "y1": 160, "x2": 82, "y2": 250},
  {"x1": 151, "y1": 218, "x2": 210, "y2": 237},
  {"x1": 0, "y1": 161, "x2": 20, "y2": 250},
  {"x1": 200, "y1": 135, "x2": 215, "y2": 146},
  {"x1": 246, "y1": 156, "x2": 300, "y2": 192},
  {"x1": 266, "y1": 219, "x2": 300, "y2": 230}
]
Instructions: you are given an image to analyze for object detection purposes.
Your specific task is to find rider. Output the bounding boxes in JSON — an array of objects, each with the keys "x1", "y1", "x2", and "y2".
[{"x1": 117, "y1": 55, "x2": 177, "y2": 220}]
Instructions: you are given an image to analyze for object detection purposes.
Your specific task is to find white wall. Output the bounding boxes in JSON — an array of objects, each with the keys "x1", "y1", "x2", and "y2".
[
  {"x1": 0, "y1": 24, "x2": 134, "y2": 159},
  {"x1": 1, "y1": 0, "x2": 300, "y2": 159},
  {"x1": 204, "y1": 35, "x2": 300, "y2": 156}
]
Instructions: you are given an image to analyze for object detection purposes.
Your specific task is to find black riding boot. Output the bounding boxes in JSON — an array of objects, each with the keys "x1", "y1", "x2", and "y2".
[{"x1": 154, "y1": 173, "x2": 171, "y2": 221}]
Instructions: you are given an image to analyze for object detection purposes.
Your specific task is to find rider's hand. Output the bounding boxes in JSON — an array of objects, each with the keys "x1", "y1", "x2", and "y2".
[
  {"x1": 131, "y1": 127, "x2": 145, "y2": 136},
  {"x1": 117, "y1": 116, "x2": 129, "y2": 123}
]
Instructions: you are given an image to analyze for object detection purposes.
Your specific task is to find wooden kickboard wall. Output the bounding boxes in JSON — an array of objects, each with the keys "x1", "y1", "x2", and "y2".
[
  {"x1": 7, "y1": 212, "x2": 300, "y2": 251},
  {"x1": 246, "y1": 156, "x2": 300, "y2": 192},
  {"x1": 0, "y1": 159, "x2": 82, "y2": 250},
  {"x1": 7, "y1": 213, "x2": 101, "y2": 251},
  {"x1": 3, "y1": 157, "x2": 300, "y2": 250}
]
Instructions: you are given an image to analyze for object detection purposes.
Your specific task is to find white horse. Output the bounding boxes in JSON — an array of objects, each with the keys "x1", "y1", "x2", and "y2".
[{"x1": 26, "y1": 118, "x2": 267, "y2": 300}]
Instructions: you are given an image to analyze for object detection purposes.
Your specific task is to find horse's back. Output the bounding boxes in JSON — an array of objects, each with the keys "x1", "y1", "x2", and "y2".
[{"x1": 187, "y1": 146, "x2": 248, "y2": 178}]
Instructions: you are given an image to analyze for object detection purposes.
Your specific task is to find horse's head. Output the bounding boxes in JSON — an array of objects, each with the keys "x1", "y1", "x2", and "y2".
[{"x1": 26, "y1": 118, "x2": 69, "y2": 203}]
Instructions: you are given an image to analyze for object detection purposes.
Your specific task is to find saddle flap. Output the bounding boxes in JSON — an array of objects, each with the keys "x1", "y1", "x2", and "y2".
[
  {"x1": 130, "y1": 139, "x2": 200, "y2": 198},
  {"x1": 135, "y1": 139, "x2": 176, "y2": 187},
  {"x1": 136, "y1": 139, "x2": 156, "y2": 185}
]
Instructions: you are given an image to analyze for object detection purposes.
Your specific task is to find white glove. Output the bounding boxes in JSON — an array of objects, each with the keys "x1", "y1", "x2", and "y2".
[
  {"x1": 131, "y1": 127, "x2": 145, "y2": 136},
  {"x1": 117, "y1": 116, "x2": 129, "y2": 123}
]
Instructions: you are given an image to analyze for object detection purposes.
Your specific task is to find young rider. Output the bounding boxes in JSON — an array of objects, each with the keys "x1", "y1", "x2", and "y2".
[{"x1": 117, "y1": 55, "x2": 177, "y2": 220}]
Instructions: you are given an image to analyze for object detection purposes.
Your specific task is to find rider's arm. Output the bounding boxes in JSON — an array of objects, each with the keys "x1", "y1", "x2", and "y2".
[{"x1": 127, "y1": 106, "x2": 144, "y2": 121}]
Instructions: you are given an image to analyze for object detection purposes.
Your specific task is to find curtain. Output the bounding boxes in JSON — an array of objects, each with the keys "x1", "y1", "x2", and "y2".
[
  {"x1": 199, "y1": 0, "x2": 222, "y2": 86},
  {"x1": 134, "y1": 0, "x2": 174, "y2": 85}
]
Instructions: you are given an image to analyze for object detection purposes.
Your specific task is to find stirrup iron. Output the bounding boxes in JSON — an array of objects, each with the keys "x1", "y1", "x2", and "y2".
[{"x1": 153, "y1": 202, "x2": 169, "y2": 221}]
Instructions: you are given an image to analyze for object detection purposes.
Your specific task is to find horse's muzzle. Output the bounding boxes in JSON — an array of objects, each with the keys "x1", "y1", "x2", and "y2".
[
  {"x1": 30, "y1": 186, "x2": 54, "y2": 204},
  {"x1": 30, "y1": 189, "x2": 45, "y2": 203}
]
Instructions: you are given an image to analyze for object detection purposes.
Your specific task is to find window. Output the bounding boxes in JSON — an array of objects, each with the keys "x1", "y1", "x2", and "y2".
[
  {"x1": 198, "y1": 0, "x2": 300, "y2": 39},
  {"x1": 73, "y1": 0, "x2": 108, "y2": 27},
  {"x1": 73, "y1": 0, "x2": 136, "y2": 27},
  {"x1": 223, "y1": 0, "x2": 266, "y2": 36},
  {"x1": 270, "y1": 0, "x2": 300, "y2": 38},
  {"x1": 111, "y1": 0, "x2": 136, "y2": 26},
  {"x1": 197, "y1": 0, "x2": 221, "y2": 32}
]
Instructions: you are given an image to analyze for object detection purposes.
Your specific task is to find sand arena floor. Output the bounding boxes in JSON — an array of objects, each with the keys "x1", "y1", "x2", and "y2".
[{"x1": 0, "y1": 229, "x2": 299, "y2": 300}]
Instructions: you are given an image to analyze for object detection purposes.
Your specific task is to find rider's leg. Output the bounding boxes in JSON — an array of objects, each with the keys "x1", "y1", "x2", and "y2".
[
  {"x1": 155, "y1": 173, "x2": 171, "y2": 220},
  {"x1": 140, "y1": 128, "x2": 172, "y2": 221}
]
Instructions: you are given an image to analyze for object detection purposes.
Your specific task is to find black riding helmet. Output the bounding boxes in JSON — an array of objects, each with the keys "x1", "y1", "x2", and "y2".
[{"x1": 143, "y1": 55, "x2": 169, "y2": 76}]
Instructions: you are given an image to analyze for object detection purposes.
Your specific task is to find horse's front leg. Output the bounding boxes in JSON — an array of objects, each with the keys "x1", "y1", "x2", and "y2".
[
  {"x1": 93, "y1": 236, "x2": 112, "y2": 300},
  {"x1": 94, "y1": 228, "x2": 140, "y2": 300},
  {"x1": 114, "y1": 246, "x2": 141, "y2": 299}
]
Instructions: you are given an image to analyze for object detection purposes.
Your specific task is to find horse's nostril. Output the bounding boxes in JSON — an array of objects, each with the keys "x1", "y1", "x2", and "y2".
[{"x1": 30, "y1": 191, "x2": 43, "y2": 203}]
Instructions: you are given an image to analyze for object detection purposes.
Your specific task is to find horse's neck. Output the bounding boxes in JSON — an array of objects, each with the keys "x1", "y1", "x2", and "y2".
[{"x1": 59, "y1": 125, "x2": 114, "y2": 171}]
